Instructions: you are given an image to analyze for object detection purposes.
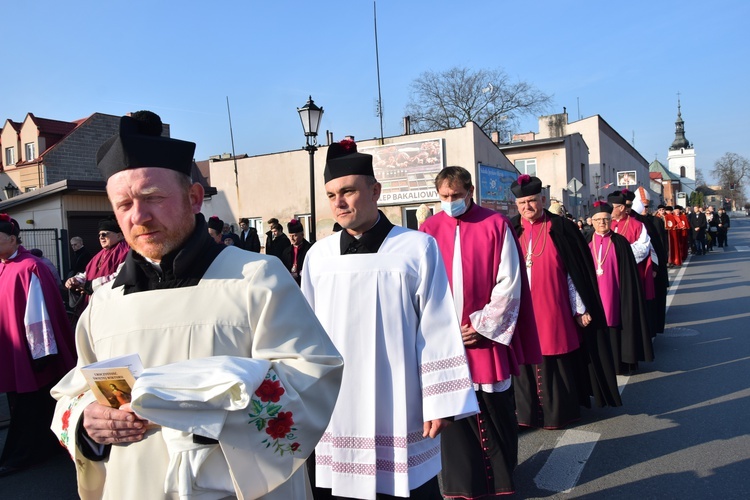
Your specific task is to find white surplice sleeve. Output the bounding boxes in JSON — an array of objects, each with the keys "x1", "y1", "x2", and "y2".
[
  {"x1": 649, "y1": 243, "x2": 659, "y2": 266},
  {"x1": 630, "y1": 224, "x2": 651, "y2": 263},
  {"x1": 415, "y1": 236, "x2": 479, "y2": 423},
  {"x1": 567, "y1": 274, "x2": 586, "y2": 316},
  {"x1": 24, "y1": 272, "x2": 59, "y2": 359},
  {"x1": 469, "y1": 225, "x2": 521, "y2": 346}
]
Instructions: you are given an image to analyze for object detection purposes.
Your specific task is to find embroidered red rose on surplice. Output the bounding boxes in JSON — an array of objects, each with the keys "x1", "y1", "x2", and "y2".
[
  {"x1": 255, "y1": 379, "x2": 285, "y2": 402},
  {"x1": 266, "y1": 411, "x2": 295, "y2": 439}
]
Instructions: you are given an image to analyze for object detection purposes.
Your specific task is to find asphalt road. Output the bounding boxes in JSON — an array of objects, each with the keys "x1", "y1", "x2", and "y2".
[
  {"x1": 515, "y1": 215, "x2": 750, "y2": 499},
  {"x1": 2, "y1": 215, "x2": 748, "y2": 499}
]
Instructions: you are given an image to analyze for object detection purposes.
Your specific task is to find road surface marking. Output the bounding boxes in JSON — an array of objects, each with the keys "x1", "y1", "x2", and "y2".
[
  {"x1": 665, "y1": 255, "x2": 690, "y2": 314},
  {"x1": 616, "y1": 374, "x2": 629, "y2": 395},
  {"x1": 735, "y1": 245, "x2": 750, "y2": 252},
  {"x1": 534, "y1": 429, "x2": 600, "y2": 493}
]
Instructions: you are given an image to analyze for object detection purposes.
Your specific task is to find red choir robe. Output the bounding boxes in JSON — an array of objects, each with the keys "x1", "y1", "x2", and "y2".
[
  {"x1": 664, "y1": 213, "x2": 682, "y2": 266},
  {"x1": 678, "y1": 213, "x2": 690, "y2": 260}
]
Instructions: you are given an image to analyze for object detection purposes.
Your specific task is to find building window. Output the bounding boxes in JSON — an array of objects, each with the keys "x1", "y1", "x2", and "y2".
[
  {"x1": 247, "y1": 218, "x2": 263, "y2": 236},
  {"x1": 294, "y1": 214, "x2": 312, "y2": 241},
  {"x1": 5, "y1": 147, "x2": 15, "y2": 165},
  {"x1": 25, "y1": 142, "x2": 36, "y2": 161},
  {"x1": 514, "y1": 158, "x2": 536, "y2": 176},
  {"x1": 680, "y1": 166, "x2": 686, "y2": 177}
]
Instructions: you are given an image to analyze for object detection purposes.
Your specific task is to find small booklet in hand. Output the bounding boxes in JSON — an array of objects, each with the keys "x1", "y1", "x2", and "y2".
[{"x1": 81, "y1": 353, "x2": 144, "y2": 409}]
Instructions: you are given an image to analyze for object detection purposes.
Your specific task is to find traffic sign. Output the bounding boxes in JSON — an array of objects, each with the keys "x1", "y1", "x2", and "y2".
[{"x1": 567, "y1": 177, "x2": 583, "y2": 193}]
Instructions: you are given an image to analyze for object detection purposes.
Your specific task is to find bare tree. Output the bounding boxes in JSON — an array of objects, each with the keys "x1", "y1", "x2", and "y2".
[
  {"x1": 711, "y1": 152, "x2": 749, "y2": 210},
  {"x1": 404, "y1": 67, "x2": 552, "y2": 139},
  {"x1": 695, "y1": 167, "x2": 706, "y2": 187}
]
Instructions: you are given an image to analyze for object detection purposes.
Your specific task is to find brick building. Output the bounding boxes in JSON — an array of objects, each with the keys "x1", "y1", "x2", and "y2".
[{"x1": 0, "y1": 112, "x2": 174, "y2": 275}]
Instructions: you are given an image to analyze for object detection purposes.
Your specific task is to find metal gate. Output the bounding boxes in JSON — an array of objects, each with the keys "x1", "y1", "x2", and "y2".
[{"x1": 19, "y1": 228, "x2": 61, "y2": 276}]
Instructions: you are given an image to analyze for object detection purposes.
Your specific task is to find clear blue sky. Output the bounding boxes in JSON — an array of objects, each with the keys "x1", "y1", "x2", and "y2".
[{"x1": 4, "y1": 0, "x2": 748, "y2": 187}]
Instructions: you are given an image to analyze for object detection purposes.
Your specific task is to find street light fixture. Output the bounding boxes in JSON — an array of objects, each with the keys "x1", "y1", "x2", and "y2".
[
  {"x1": 3, "y1": 182, "x2": 20, "y2": 200},
  {"x1": 297, "y1": 96, "x2": 324, "y2": 243}
]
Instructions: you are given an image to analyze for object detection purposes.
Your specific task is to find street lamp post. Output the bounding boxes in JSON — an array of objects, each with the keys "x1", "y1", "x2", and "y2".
[
  {"x1": 593, "y1": 172, "x2": 601, "y2": 200},
  {"x1": 297, "y1": 96, "x2": 324, "y2": 243}
]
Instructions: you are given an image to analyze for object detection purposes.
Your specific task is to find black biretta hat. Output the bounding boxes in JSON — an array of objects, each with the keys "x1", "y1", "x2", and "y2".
[
  {"x1": 97, "y1": 111, "x2": 196, "y2": 180},
  {"x1": 207, "y1": 216, "x2": 224, "y2": 232},
  {"x1": 324, "y1": 140, "x2": 374, "y2": 183},
  {"x1": 0, "y1": 214, "x2": 20, "y2": 236},
  {"x1": 607, "y1": 190, "x2": 627, "y2": 205},
  {"x1": 510, "y1": 174, "x2": 543, "y2": 198},
  {"x1": 591, "y1": 201, "x2": 613, "y2": 215},
  {"x1": 287, "y1": 218, "x2": 304, "y2": 234},
  {"x1": 98, "y1": 218, "x2": 121, "y2": 233},
  {"x1": 621, "y1": 189, "x2": 636, "y2": 203}
]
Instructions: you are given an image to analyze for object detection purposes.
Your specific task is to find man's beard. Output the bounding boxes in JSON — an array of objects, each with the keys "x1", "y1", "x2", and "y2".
[{"x1": 127, "y1": 216, "x2": 195, "y2": 261}]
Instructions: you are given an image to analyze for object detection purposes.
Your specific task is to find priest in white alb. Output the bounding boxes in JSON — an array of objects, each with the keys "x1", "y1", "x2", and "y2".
[
  {"x1": 301, "y1": 140, "x2": 478, "y2": 499},
  {"x1": 50, "y1": 111, "x2": 343, "y2": 500}
]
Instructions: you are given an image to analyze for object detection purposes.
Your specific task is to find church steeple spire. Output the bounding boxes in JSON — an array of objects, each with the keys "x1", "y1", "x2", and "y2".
[{"x1": 670, "y1": 93, "x2": 691, "y2": 150}]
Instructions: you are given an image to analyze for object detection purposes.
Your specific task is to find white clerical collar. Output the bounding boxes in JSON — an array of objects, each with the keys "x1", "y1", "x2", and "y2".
[
  {"x1": 143, "y1": 256, "x2": 163, "y2": 273},
  {"x1": 350, "y1": 214, "x2": 380, "y2": 240},
  {"x1": 2, "y1": 249, "x2": 19, "y2": 262}
]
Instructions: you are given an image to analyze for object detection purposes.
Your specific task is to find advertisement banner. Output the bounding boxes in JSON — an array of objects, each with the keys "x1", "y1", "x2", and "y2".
[
  {"x1": 477, "y1": 164, "x2": 518, "y2": 216},
  {"x1": 360, "y1": 139, "x2": 444, "y2": 206}
]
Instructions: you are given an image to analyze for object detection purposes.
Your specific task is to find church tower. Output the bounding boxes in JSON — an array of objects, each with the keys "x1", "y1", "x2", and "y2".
[{"x1": 667, "y1": 96, "x2": 696, "y2": 195}]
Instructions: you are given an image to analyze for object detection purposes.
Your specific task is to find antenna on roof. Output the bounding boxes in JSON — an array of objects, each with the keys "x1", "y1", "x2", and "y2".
[{"x1": 373, "y1": 1, "x2": 385, "y2": 144}]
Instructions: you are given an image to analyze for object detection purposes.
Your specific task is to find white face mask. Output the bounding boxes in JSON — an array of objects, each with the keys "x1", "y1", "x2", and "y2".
[{"x1": 441, "y1": 192, "x2": 470, "y2": 218}]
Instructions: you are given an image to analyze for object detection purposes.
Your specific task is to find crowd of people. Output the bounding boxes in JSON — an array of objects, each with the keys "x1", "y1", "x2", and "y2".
[
  {"x1": 571, "y1": 198, "x2": 730, "y2": 269},
  {"x1": 0, "y1": 109, "x2": 706, "y2": 499}
]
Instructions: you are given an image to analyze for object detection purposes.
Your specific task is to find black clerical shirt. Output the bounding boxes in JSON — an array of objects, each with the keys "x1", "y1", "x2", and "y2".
[
  {"x1": 112, "y1": 213, "x2": 224, "y2": 294},
  {"x1": 338, "y1": 211, "x2": 394, "y2": 255}
]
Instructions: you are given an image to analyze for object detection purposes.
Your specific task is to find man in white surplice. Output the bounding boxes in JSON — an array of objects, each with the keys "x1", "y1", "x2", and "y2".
[
  {"x1": 301, "y1": 140, "x2": 478, "y2": 500},
  {"x1": 50, "y1": 111, "x2": 343, "y2": 500}
]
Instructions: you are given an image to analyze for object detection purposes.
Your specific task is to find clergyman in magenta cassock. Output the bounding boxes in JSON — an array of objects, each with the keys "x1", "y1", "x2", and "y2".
[
  {"x1": 510, "y1": 175, "x2": 622, "y2": 429},
  {"x1": 420, "y1": 166, "x2": 541, "y2": 497},
  {"x1": 0, "y1": 214, "x2": 77, "y2": 476},
  {"x1": 586, "y1": 202, "x2": 651, "y2": 375}
]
